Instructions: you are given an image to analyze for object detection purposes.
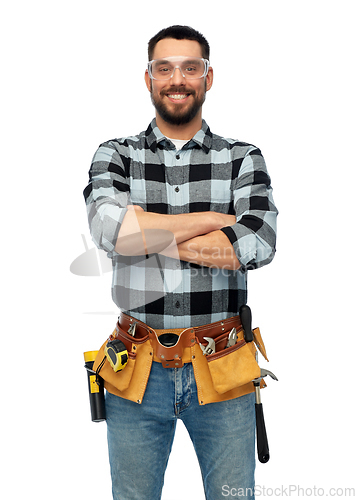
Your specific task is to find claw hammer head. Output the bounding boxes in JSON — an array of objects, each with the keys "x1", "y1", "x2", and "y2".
[
  {"x1": 260, "y1": 368, "x2": 278, "y2": 381},
  {"x1": 254, "y1": 368, "x2": 278, "y2": 385}
]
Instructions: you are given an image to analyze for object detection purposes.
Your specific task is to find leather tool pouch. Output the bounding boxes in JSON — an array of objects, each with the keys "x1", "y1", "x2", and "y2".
[
  {"x1": 204, "y1": 333, "x2": 260, "y2": 394},
  {"x1": 92, "y1": 324, "x2": 153, "y2": 404},
  {"x1": 192, "y1": 326, "x2": 269, "y2": 405}
]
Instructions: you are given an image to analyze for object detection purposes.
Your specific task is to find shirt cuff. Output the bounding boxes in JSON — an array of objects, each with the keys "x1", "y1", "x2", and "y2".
[
  {"x1": 220, "y1": 226, "x2": 254, "y2": 274},
  {"x1": 220, "y1": 226, "x2": 237, "y2": 245}
]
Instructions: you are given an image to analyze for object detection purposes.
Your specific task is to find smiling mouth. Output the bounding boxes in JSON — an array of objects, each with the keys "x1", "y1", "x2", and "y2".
[{"x1": 166, "y1": 93, "x2": 190, "y2": 100}]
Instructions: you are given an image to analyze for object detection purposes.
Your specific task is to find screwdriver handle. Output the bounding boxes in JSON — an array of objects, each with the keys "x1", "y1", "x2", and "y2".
[{"x1": 239, "y1": 305, "x2": 254, "y2": 343}]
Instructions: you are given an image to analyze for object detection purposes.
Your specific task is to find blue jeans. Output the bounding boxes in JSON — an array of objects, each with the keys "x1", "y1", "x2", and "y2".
[{"x1": 106, "y1": 362, "x2": 256, "y2": 500}]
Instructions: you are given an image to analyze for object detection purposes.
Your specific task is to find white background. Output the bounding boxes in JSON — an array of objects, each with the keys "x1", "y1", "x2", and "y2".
[{"x1": 2, "y1": 1, "x2": 355, "y2": 498}]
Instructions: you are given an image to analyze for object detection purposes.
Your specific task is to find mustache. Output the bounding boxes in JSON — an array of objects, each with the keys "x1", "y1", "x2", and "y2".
[{"x1": 160, "y1": 87, "x2": 196, "y2": 96}]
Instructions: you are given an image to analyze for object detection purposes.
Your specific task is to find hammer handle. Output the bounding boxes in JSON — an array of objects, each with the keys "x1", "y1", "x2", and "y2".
[{"x1": 255, "y1": 403, "x2": 270, "y2": 463}]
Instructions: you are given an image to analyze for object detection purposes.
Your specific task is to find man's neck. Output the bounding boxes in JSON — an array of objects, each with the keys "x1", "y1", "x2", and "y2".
[{"x1": 155, "y1": 112, "x2": 203, "y2": 140}]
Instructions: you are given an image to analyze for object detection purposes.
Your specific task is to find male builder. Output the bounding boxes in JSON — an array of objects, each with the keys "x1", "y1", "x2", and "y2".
[{"x1": 84, "y1": 26, "x2": 277, "y2": 500}]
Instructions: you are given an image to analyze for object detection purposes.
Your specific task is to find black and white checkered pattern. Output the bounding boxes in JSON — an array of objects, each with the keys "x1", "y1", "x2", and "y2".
[{"x1": 83, "y1": 119, "x2": 278, "y2": 329}]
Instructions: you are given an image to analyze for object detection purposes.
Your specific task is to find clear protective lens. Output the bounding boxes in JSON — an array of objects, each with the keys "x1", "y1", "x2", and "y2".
[{"x1": 148, "y1": 57, "x2": 209, "y2": 80}]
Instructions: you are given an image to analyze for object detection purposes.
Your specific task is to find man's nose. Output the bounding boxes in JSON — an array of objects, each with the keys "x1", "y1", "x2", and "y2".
[{"x1": 170, "y1": 66, "x2": 186, "y2": 85}]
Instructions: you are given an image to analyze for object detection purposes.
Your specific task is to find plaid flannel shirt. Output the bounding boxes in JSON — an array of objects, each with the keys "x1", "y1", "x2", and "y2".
[{"x1": 83, "y1": 119, "x2": 278, "y2": 329}]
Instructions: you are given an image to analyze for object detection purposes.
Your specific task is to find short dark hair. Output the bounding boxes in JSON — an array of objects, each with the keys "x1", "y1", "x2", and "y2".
[{"x1": 148, "y1": 25, "x2": 210, "y2": 61}]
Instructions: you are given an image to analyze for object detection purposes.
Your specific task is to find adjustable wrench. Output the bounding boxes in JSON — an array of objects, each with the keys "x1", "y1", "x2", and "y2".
[{"x1": 200, "y1": 337, "x2": 215, "y2": 355}]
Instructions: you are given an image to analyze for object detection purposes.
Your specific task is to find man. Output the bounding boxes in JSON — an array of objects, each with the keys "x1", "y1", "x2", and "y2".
[{"x1": 84, "y1": 25, "x2": 277, "y2": 500}]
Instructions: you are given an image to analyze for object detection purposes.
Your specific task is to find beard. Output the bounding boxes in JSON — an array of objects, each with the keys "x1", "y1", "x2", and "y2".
[{"x1": 150, "y1": 85, "x2": 206, "y2": 126}]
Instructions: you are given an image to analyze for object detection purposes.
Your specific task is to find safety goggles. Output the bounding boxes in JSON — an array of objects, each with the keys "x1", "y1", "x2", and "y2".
[{"x1": 147, "y1": 56, "x2": 210, "y2": 80}]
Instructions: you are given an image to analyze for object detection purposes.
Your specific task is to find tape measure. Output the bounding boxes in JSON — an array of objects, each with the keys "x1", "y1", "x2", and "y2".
[{"x1": 104, "y1": 339, "x2": 129, "y2": 372}]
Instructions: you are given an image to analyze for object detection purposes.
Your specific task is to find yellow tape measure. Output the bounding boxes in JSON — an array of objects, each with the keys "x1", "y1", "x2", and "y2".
[{"x1": 104, "y1": 339, "x2": 129, "y2": 372}]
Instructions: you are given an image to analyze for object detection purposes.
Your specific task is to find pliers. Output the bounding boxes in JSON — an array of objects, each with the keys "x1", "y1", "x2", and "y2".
[{"x1": 225, "y1": 327, "x2": 237, "y2": 348}]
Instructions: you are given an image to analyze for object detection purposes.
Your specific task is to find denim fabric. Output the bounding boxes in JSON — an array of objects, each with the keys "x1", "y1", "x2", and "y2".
[{"x1": 106, "y1": 362, "x2": 256, "y2": 500}]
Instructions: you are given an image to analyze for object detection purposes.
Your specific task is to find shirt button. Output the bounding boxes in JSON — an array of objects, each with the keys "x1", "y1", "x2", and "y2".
[
  {"x1": 175, "y1": 301, "x2": 180, "y2": 308},
  {"x1": 176, "y1": 154, "x2": 180, "y2": 160},
  {"x1": 175, "y1": 186, "x2": 180, "y2": 192}
]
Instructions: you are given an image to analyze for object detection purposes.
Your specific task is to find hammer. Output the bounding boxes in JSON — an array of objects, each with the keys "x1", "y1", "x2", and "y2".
[{"x1": 253, "y1": 368, "x2": 278, "y2": 463}]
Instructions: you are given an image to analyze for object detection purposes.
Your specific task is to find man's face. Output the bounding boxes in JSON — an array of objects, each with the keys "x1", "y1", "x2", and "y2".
[{"x1": 145, "y1": 38, "x2": 213, "y2": 126}]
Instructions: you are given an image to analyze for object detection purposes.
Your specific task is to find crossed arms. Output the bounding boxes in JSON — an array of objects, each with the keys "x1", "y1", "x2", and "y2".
[
  {"x1": 115, "y1": 205, "x2": 241, "y2": 270},
  {"x1": 85, "y1": 140, "x2": 277, "y2": 273}
]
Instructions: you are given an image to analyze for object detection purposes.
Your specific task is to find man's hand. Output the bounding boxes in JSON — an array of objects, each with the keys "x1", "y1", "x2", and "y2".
[{"x1": 175, "y1": 231, "x2": 240, "y2": 270}]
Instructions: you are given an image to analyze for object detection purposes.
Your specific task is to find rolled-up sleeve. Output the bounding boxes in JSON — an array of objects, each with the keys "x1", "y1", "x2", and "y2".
[
  {"x1": 83, "y1": 141, "x2": 130, "y2": 254},
  {"x1": 221, "y1": 146, "x2": 278, "y2": 273}
]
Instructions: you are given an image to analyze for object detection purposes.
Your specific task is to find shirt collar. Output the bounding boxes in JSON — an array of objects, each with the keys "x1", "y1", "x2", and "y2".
[{"x1": 145, "y1": 118, "x2": 212, "y2": 154}]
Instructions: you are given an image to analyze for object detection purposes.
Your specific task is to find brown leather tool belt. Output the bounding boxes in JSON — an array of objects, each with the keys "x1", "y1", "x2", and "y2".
[
  {"x1": 116, "y1": 312, "x2": 243, "y2": 368},
  {"x1": 93, "y1": 313, "x2": 268, "y2": 405}
]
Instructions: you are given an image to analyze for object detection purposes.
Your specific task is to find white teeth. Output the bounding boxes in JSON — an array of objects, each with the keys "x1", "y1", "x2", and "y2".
[{"x1": 167, "y1": 94, "x2": 188, "y2": 100}]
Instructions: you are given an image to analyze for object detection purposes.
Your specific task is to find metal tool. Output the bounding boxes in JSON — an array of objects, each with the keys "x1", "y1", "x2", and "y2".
[
  {"x1": 239, "y1": 304, "x2": 254, "y2": 343},
  {"x1": 127, "y1": 321, "x2": 137, "y2": 337},
  {"x1": 253, "y1": 368, "x2": 278, "y2": 463},
  {"x1": 225, "y1": 327, "x2": 237, "y2": 348},
  {"x1": 200, "y1": 337, "x2": 215, "y2": 355}
]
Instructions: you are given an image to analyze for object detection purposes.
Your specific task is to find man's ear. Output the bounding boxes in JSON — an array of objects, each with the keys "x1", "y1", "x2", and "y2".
[
  {"x1": 144, "y1": 70, "x2": 152, "y2": 93},
  {"x1": 206, "y1": 66, "x2": 213, "y2": 92}
]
